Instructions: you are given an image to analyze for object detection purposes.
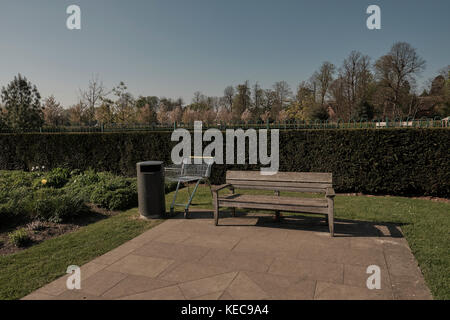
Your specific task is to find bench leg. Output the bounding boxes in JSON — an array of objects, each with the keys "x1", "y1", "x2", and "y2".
[
  {"x1": 213, "y1": 192, "x2": 219, "y2": 226},
  {"x1": 231, "y1": 188, "x2": 236, "y2": 217},
  {"x1": 274, "y1": 190, "x2": 281, "y2": 222},
  {"x1": 327, "y1": 197, "x2": 334, "y2": 237},
  {"x1": 328, "y1": 213, "x2": 334, "y2": 236},
  {"x1": 274, "y1": 211, "x2": 281, "y2": 222}
]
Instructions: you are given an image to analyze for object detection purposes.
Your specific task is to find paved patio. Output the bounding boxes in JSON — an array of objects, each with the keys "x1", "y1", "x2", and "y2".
[{"x1": 23, "y1": 211, "x2": 432, "y2": 300}]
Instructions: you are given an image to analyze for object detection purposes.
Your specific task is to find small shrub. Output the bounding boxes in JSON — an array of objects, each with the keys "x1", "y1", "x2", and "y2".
[
  {"x1": 33, "y1": 194, "x2": 85, "y2": 223},
  {"x1": 90, "y1": 185, "x2": 137, "y2": 211},
  {"x1": 8, "y1": 228, "x2": 31, "y2": 247},
  {"x1": 0, "y1": 168, "x2": 164, "y2": 228},
  {"x1": 43, "y1": 168, "x2": 71, "y2": 188},
  {"x1": 26, "y1": 220, "x2": 47, "y2": 232},
  {"x1": 63, "y1": 169, "x2": 101, "y2": 202},
  {"x1": 53, "y1": 195, "x2": 86, "y2": 222},
  {"x1": 0, "y1": 187, "x2": 33, "y2": 225},
  {"x1": 70, "y1": 169, "x2": 82, "y2": 176},
  {"x1": 88, "y1": 173, "x2": 138, "y2": 210},
  {"x1": 73, "y1": 169, "x2": 101, "y2": 185},
  {"x1": 108, "y1": 189, "x2": 137, "y2": 211}
]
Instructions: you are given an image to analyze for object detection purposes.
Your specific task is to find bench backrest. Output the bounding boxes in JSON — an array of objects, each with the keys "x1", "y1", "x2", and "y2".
[{"x1": 226, "y1": 171, "x2": 332, "y2": 193}]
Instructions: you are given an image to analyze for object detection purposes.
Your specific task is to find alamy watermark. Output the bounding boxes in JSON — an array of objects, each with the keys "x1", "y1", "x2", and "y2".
[
  {"x1": 66, "y1": 5, "x2": 81, "y2": 30},
  {"x1": 171, "y1": 121, "x2": 279, "y2": 175},
  {"x1": 366, "y1": 5, "x2": 381, "y2": 30},
  {"x1": 65, "y1": 4, "x2": 379, "y2": 31},
  {"x1": 66, "y1": 265, "x2": 81, "y2": 290},
  {"x1": 366, "y1": 265, "x2": 381, "y2": 289}
]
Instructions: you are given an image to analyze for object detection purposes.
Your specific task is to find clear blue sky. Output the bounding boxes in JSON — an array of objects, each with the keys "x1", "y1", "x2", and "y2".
[{"x1": 0, "y1": 0, "x2": 449, "y2": 107}]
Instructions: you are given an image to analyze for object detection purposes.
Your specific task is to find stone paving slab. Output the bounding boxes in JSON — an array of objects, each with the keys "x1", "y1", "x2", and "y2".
[{"x1": 23, "y1": 212, "x2": 433, "y2": 300}]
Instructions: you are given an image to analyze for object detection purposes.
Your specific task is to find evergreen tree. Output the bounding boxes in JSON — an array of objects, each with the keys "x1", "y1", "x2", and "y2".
[
  {"x1": 355, "y1": 100, "x2": 375, "y2": 120},
  {"x1": 1, "y1": 74, "x2": 43, "y2": 129},
  {"x1": 232, "y1": 81, "x2": 251, "y2": 121}
]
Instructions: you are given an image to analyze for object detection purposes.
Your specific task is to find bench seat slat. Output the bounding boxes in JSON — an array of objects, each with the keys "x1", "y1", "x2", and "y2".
[
  {"x1": 218, "y1": 200, "x2": 329, "y2": 214},
  {"x1": 219, "y1": 194, "x2": 328, "y2": 208}
]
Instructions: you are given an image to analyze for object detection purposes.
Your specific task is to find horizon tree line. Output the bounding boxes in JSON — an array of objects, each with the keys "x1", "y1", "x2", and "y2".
[{"x1": 1, "y1": 42, "x2": 449, "y2": 130}]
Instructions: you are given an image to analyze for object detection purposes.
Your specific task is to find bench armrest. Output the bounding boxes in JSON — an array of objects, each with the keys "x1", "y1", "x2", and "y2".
[
  {"x1": 326, "y1": 187, "x2": 336, "y2": 198},
  {"x1": 211, "y1": 184, "x2": 232, "y2": 193}
]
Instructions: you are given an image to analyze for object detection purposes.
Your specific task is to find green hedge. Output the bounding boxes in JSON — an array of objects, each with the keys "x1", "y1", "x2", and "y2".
[{"x1": 0, "y1": 129, "x2": 449, "y2": 197}]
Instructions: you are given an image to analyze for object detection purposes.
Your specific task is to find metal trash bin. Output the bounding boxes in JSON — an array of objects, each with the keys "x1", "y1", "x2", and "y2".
[{"x1": 137, "y1": 161, "x2": 166, "y2": 218}]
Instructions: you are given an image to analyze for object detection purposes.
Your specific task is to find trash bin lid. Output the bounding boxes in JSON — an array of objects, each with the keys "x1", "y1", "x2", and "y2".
[
  {"x1": 137, "y1": 161, "x2": 164, "y2": 167},
  {"x1": 137, "y1": 161, "x2": 164, "y2": 173}
]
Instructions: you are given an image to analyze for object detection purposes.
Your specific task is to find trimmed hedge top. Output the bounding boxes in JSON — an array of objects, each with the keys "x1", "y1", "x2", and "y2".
[{"x1": 0, "y1": 128, "x2": 449, "y2": 197}]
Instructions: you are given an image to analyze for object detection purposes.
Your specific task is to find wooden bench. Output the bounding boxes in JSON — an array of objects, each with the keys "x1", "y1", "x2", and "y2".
[{"x1": 212, "y1": 171, "x2": 335, "y2": 236}]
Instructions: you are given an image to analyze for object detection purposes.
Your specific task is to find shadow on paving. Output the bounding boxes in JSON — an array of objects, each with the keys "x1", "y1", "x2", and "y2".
[{"x1": 167, "y1": 210, "x2": 406, "y2": 238}]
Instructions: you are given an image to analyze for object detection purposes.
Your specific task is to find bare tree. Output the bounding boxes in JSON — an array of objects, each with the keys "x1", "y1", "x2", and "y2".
[
  {"x1": 111, "y1": 82, "x2": 135, "y2": 124},
  {"x1": 192, "y1": 91, "x2": 205, "y2": 104},
  {"x1": 223, "y1": 86, "x2": 235, "y2": 112},
  {"x1": 312, "y1": 62, "x2": 336, "y2": 105},
  {"x1": 240, "y1": 109, "x2": 252, "y2": 123},
  {"x1": 95, "y1": 103, "x2": 115, "y2": 125},
  {"x1": 181, "y1": 107, "x2": 199, "y2": 124},
  {"x1": 273, "y1": 81, "x2": 292, "y2": 107},
  {"x1": 136, "y1": 103, "x2": 157, "y2": 125},
  {"x1": 157, "y1": 104, "x2": 171, "y2": 124},
  {"x1": 79, "y1": 74, "x2": 108, "y2": 124},
  {"x1": 330, "y1": 51, "x2": 372, "y2": 120},
  {"x1": 68, "y1": 101, "x2": 87, "y2": 125},
  {"x1": 374, "y1": 42, "x2": 426, "y2": 117},
  {"x1": 252, "y1": 82, "x2": 264, "y2": 118},
  {"x1": 216, "y1": 106, "x2": 232, "y2": 123},
  {"x1": 168, "y1": 106, "x2": 183, "y2": 123},
  {"x1": 263, "y1": 89, "x2": 277, "y2": 120},
  {"x1": 43, "y1": 95, "x2": 66, "y2": 126}
]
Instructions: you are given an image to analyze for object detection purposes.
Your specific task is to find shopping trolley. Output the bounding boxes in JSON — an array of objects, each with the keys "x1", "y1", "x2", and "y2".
[{"x1": 165, "y1": 156, "x2": 213, "y2": 218}]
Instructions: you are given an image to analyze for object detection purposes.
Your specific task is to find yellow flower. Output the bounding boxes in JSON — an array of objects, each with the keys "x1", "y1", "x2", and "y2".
[{"x1": 41, "y1": 179, "x2": 47, "y2": 185}]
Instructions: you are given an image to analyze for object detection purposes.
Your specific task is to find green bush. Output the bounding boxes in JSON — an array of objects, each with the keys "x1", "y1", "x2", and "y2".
[
  {"x1": 91, "y1": 188, "x2": 137, "y2": 211},
  {"x1": 8, "y1": 228, "x2": 31, "y2": 247},
  {"x1": 0, "y1": 187, "x2": 33, "y2": 225},
  {"x1": 32, "y1": 191, "x2": 86, "y2": 223},
  {"x1": 42, "y1": 167, "x2": 71, "y2": 188},
  {"x1": 0, "y1": 170, "x2": 38, "y2": 189},
  {"x1": 89, "y1": 174, "x2": 138, "y2": 210},
  {"x1": 0, "y1": 176, "x2": 86, "y2": 225},
  {"x1": 0, "y1": 169, "x2": 148, "y2": 227},
  {"x1": 63, "y1": 169, "x2": 101, "y2": 202}
]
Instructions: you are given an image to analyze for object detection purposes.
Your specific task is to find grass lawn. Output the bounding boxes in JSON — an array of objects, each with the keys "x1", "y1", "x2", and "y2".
[
  {"x1": 0, "y1": 209, "x2": 162, "y2": 300},
  {"x1": 1, "y1": 185, "x2": 448, "y2": 300},
  {"x1": 169, "y1": 185, "x2": 450, "y2": 300}
]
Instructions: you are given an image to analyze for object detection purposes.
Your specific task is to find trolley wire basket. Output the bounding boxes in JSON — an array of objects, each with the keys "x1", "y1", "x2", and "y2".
[{"x1": 164, "y1": 156, "x2": 213, "y2": 218}]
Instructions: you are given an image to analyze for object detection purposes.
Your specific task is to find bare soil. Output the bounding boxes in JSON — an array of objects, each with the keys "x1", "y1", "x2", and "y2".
[{"x1": 0, "y1": 204, "x2": 120, "y2": 256}]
